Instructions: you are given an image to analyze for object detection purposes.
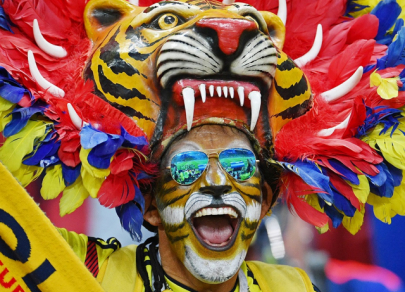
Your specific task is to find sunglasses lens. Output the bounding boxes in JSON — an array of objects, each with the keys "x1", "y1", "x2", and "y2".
[
  {"x1": 219, "y1": 148, "x2": 256, "y2": 181},
  {"x1": 170, "y1": 151, "x2": 208, "y2": 185}
]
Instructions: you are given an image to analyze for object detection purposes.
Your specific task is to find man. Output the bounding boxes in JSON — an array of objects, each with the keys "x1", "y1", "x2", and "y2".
[{"x1": 1, "y1": 0, "x2": 405, "y2": 291}]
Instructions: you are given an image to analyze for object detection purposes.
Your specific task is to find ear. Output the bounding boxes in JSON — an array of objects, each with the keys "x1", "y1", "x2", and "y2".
[
  {"x1": 260, "y1": 11, "x2": 285, "y2": 50},
  {"x1": 143, "y1": 193, "x2": 162, "y2": 227},
  {"x1": 260, "y1": 181, "x2": 274, "y2": 220},
  {"x1": 84, "y1": 0, "x2": 142, "y2": 43}
]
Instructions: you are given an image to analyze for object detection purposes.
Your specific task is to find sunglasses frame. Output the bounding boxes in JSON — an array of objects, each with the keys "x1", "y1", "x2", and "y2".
[{"x1": 167, "y1": 148, "x2": 260, "y2": 186}]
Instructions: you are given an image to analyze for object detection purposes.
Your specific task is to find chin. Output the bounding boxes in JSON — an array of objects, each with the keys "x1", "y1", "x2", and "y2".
[{"x1": 183, "y1": 245, "x2": 247, "y2": 284}]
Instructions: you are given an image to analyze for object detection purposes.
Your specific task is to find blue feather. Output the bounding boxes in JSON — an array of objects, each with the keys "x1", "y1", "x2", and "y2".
[
  {"x1": 23, "y1": 131, "x2": 60, "y2": 168},
  {"x1": 0, "y1": 67, "x2": 32, "y2": 103},
  {"x1": 91, "y1": 135, "x2": 124, "y2": 156},
  {"x1": 134, "y1": 186, "x2": 145, "y2": 214},
  {"x1": 116, "y1": 201, "x2": 143, "y2": 242},
  {"x1": 369, "y1": 163, "x2": 395, "y2": 198},
  {"x1": 4, "y1": 104, "x2": 47, "y2": 137},
  {"x1": 121, "y1": 127, "x2": 148, "y2": 149},
  {"x1": 385, "y1": 160, "x2": 402, "y2": 186},
  {"x1": 329, "y1": 159, "x2": 359, "y2": 185},
  {"x1": 39, "y1": 156, "x2": 60, "y2": 168},
  {"x1": 357, "y1": 106, "x2": 403, "y2": 137},
  {"x1": 345, "y1": 0, "x2": 370, "y2": 16},
  {"x1": 323, "y1": 202, "x2": 344, "y2": 228},
  {"x1": 137, "y1": 171, "x2": 152, "y2": 181},
  {"x1": 0, "y1": 6, "x2": 13, "y2": 33},
  {"x1": 330, "y1": 188, "x2": 357, "y2": 217},
  {"x1": 384, "y1": 26, "x2": 405, "y2": 67},
  {"x1": 61, "y1": 163, "x2": 81, "y2": 186},
  {"x1": 371, "y1": 0, "x2": 402, "y2": 44},
  {"x1": 279, "y1": 160, "x2": 333, "y2": 204},
  {"x1": 365, "y1": 163, "x2": 387, "y2": 187},
  {"x1": 80, "y1": 125, "x2": 109, "y2": 149}
]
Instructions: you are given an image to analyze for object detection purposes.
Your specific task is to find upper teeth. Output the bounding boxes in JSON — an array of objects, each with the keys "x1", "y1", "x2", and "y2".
[
  {"x1": 181, "y1": 84, "x2": 261, "y2": 132},
  {"x1": 194, "y1": 207, "x2": 238, "y2": 218}
]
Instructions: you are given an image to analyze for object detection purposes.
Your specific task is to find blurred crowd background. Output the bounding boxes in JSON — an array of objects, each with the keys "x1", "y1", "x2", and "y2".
[{"x1": 25, "y1": 179, "x2": 405, "y2": 292}]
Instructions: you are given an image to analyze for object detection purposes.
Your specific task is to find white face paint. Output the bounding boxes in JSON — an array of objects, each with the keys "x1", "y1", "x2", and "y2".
[
  {"x1": 183, "y1": 245, "x2": 247, "y2": 284},
  {"x1": 160, "y1": 206, "x2": 185, "y2": 225},
  {"x1": 245, "y1": 201, "x2": 262, "y2": 222}
]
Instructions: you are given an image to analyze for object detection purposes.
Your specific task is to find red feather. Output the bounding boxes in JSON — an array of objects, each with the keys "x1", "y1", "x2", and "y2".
[
  {"x1": 328, "y1": 172, "x2": 360, "y2": 210},
  {"x1": 98, "y1": 174, "x2": 136, "y2": 208},
  {"x1": 281, "y1": 172, "x2": 329, "y2": 227},
  {"x1": 111, "y1": 150, "x2": 135, "y2": 175}
]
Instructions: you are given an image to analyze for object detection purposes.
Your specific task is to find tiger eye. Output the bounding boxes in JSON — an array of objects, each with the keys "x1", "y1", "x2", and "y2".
[{"x1": 158, "y1": 13, "x2": 178, "y2": 29}]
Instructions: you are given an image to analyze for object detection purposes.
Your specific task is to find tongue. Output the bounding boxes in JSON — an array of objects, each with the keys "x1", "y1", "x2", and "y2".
[{"x1": 194, "y1": 215, "x2": 233, "y2": 245}]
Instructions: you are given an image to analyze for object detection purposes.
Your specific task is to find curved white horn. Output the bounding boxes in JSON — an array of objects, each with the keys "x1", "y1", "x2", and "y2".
[
  {"x1": 33, "y1": 19, "x2": 67, "y2": 58},
  {"x1": 318, "y1": 113, "x2": 351, "y2": 137},
  {"x1": 67, "y1": 103, "x2": 83, "y2": 130},
  {"x1": 222, "y1": 0, "x2": 235, "y2": 4},
  {"x1": 28, "y1": 50, "x2": 65, "y2": 97},
  {"x1": 321, "y1": 66, "x2": 363, "y2": 102},
  {"x1": 294, "y1": 24, "x2": 323, "y2": 67},
  {"x1": 277, "y1": 0, "x2": 287, "y2": 25}
]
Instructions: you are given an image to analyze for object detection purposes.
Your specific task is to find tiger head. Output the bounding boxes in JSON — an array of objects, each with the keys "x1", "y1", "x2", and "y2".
[{"x1": 83, "y1": 0, "x2": 312, "y2": 283}]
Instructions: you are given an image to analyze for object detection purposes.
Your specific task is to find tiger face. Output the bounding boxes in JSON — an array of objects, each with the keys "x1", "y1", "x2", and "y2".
[
  {"x1": 83, "y1": 0, "x2": 311, "y2": 157},
  {"x1": 154, "y1": 125, "x2": 271, "y2": 283}
]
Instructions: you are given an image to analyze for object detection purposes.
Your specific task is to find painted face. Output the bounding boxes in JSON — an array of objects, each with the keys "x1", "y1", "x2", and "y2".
[{"x1": 154, "y1": 125, "x2": 267, "y2": 283}]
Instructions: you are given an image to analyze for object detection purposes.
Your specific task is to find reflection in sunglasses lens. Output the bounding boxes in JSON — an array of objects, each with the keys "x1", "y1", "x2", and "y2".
[{"x1": 170, "y1": 149, "x2": 256, "y2": 185}]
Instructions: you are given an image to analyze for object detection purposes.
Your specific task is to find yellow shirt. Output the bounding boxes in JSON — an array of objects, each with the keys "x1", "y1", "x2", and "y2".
[{"x1": 58, "y1": 229, "x2": 315, "y2": 292}]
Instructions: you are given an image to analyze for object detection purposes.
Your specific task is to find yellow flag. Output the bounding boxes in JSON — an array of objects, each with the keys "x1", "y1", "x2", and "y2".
[{"x1": 0, "y1": 162, "x2": 104, "y2": 292}]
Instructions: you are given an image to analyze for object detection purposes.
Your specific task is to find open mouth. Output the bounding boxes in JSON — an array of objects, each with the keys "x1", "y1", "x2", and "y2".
[
  {"x1": 190, "y1": 206, "x2": 241, "y2": 251},
  {"x1": 172, "y1": 79, "x2": 263, "y2": 131}
]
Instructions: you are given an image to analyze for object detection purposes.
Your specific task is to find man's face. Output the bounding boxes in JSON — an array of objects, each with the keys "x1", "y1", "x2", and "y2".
[{"x1": 153, "y1": 125, "x2": 271, "y2": 283}]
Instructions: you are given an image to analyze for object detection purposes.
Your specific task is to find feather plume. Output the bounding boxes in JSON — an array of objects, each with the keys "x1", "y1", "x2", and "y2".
[
  {"x1": 11, "y1": 164, "x2": 42, "y2": 187},
  {"x1": 342, "y1": 204, "x2": 365, "y2": 235},
  {"x1": 59, "y1": 176, "x2": 89, "y2": 216},
  {"x1": 41, "y1": 164, "x2": 66, "y2": 200},
  {"x1": 81, "y1": 168, "x2": 104, "y2": 199},
  {"x1": 115, "y1": 200, "x2": 143, "y2": 242}
]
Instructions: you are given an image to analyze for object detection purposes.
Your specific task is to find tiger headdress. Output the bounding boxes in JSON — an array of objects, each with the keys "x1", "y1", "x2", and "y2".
[{"x1": 1, "y1": 0, "x2": 405, "y2": 243}]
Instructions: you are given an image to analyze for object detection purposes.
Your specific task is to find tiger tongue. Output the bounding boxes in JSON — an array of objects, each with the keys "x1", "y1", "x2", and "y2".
[{"x1": 194, "y1": 215, "x2": 233, "y2": 245}]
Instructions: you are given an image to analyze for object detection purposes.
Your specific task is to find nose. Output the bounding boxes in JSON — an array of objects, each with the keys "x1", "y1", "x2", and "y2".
[
  {"x1": 200, "y1": 158, "x2": 229, "y2": 189},
  {"x1": 196, "y1": 18, "x2": 258, "y2": 55}
]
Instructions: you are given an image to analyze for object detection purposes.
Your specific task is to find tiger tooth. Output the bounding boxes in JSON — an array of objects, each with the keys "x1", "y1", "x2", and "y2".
[
  {"x1": 223, "y1": 86, "x2": 228, "y2": 98},
  {"x1": 249, "y1": 91, "x2": 261, "y2": 131},
  {"x1": 212, "y1": 208, "x2": 218, "y2": 215},
  {"x1": 199, "y1": 84, "x2": 206, "y2": 103},
  {"x1": 202, "y1": 209, "x2": 208, "y2": 216},
  {"x1": 216, "y1": 86, "x2": 222, "y2": 97},
  {"x1": 209, "y1": 85, "x2": 214, "y2": 97},
  {"x1": 229, "y1": 87, "x2": 234, "y2": 99},
  {"x1": 218, "y1": 207, "x2": 224, "y2": 215},
  {"x1": 237, "y1": 86, "x2": 244, "y2": 106},
  {"x1": 182, "y1": 87, "x2": 195, "y2": 131}
]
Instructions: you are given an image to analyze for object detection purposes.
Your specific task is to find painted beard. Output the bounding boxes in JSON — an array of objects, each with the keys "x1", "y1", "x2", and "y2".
[{"x1": 158, "y1": 190, "x2": 262, "y2": 283}]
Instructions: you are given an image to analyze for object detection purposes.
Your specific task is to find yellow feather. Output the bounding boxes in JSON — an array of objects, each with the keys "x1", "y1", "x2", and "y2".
[
  {"x1": 306, "y1": 193, "x2": 324, "y2": 212},
  {"x1": 347, "y1": 174, "x2": 370, "y2": 204},
  {"x1": 79, "y1": 148, "x2": 110, "y2": 178},
  {"x1": 11, "y1": 164, "x2": 43, "y2": 187},
  {"x1": 41, "y1": 164, "x2": 66, "y2": 200},
  {"x1": 0, "y1": 96, "x2": 14, "y2": 111},
  {"x1": 315, "y1": 223, "x2": 329, "y2": 234},
  {"x1": 367, "y1": 193, "x2": 392, "y2": 224},
  {"x1": 60, "y1": 176, "x2": 89, "y2": 217},
  {"x1": 81, "y1": 168, "x2": 104, "y2": 198},
  {"x1": 0, "y1": 107, "x2": 13, "y2": 132},
  {"x1": 391, "y1": 173, "x2": 405, "y2": 216},
  {"x1": 342, "y1": 205, "x2": 365, "y2": 235},
  {"x1": 0, "y1": 120, "x2": 51, "y2": 172},
  {"x1": 362, "y1": 121, "x2": 405, "y2": 170}
]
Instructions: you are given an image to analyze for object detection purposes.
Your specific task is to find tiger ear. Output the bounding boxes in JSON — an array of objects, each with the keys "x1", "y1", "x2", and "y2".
[
  {"x1": 260, "y1": 11, "x2": 285, "y2": 50},
  {"x1": 84, "y1": 0, "x2": 142, "y2": 43}
]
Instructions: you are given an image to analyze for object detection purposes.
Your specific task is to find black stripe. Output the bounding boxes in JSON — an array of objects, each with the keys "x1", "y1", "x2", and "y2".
[
  {"x1": 164, "y1": 39, "x2": 219, "y2": 64},
  {"x1": 243, "y1": 220, "x2": 259, "y2": 230},
  {"x1": 274, "y1": 98, "x2": 312, "y2": 120},
  {"x1": 277, "y1": 58, "x2": 296, "y2": 71},
  {"x1": 241, "y1": 231, "x2": 255, "y2": 241},
  {"x1": 165, "y1": 222, "x2": 186, "y2": 233},
  {"x1": 157, "y1": 59, "x2": 214, "y2": 71},
  {"x1": 167, "y1": 233, "x2": 189, "y2": 243},
  {"x1": 100, "y1": 29, "x2": 140, "y2": 76},
  {"x1": 274, "y1": 75, "x2": 308, "y2": 100},
  {"x1": 98, "y1": 65, "x2": 148, "y2": 101},
  {"x1": 247, "y1": 268, "x2": 259, "y2": 285},
  {"x1": 242, "y1": 53, "x2": 277, "y2": 66},
  {"x1": 161, "y1": 192, "x2": 190, "y2": 208}
]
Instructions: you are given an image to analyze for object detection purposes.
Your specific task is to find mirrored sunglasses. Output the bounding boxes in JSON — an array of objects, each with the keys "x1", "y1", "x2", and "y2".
[{"x1": 169, "y1": 148, "x2": 258, "y2": 185}]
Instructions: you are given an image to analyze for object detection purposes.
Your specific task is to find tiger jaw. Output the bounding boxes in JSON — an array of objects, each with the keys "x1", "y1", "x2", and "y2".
[{"x1": 172, "y1": 79, "x2": 262, "y2": 131}]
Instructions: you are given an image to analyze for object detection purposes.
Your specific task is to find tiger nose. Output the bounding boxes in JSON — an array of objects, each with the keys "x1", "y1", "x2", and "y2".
[
  {"x1": 196, "y1": 18, "x2": 258, "y2": 55},
  {"x1": 203, "y1": 158, "x2": 228, "y2": 186}
]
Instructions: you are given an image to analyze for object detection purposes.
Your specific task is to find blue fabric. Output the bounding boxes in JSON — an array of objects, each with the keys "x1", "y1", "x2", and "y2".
[{"x1": 327, "y1": 278, "x2": 405, "y2": 292}]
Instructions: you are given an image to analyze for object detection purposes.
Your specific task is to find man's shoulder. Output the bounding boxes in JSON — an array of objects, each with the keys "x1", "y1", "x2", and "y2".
[{"x1": 246, "y1": 261, "x2": 315, "y2": 292}]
